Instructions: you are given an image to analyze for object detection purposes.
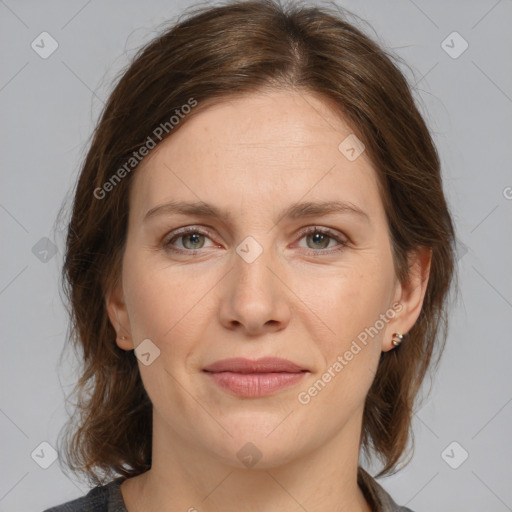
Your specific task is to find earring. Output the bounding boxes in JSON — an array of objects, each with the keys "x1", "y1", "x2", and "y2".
[
  {"x1": 120, "y1": 335, "x2": 127, "y2": 340},
  {"x1": 391, "y1": 332, "x2": 404, "y2": 347}
]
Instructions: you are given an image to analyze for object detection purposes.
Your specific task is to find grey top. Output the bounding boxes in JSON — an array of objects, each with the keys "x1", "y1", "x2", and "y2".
[{"x1": 43, "y1": 467, "x2": 414, "y2": 512}]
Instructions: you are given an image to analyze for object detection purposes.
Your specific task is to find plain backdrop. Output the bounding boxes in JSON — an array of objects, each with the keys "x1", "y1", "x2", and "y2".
[{"x1": 1, "y1": 0, "x2": 511, "y2": 511}]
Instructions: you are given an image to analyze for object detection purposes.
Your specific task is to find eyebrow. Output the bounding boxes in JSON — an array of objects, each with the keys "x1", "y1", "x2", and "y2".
[{"x1": 143, "y1": 199, "x2": 370, "y2": 225}]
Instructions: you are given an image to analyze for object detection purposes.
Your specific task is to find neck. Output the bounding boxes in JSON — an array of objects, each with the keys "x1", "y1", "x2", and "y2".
[{"x1": 121, "y1": 408, "x2": 372, "y2": 512}]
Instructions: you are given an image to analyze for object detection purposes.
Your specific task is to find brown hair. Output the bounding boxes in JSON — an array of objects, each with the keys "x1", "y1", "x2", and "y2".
[{"x1": 56, "y1": 0, "x2": 458, "y2": 486}]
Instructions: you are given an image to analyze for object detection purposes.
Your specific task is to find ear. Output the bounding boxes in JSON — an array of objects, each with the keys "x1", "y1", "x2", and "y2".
[
  {"x1": 105, "y1": 278, "x2": 135, "y2": 351},
  {"x1": 382, "y1": 246, "x2": 432, "y2": 352}
]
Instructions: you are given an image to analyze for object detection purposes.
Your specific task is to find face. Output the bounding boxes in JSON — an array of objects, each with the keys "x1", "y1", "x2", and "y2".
[{"x1": 107, "y1": 89, "x2": 425, "y2": 469}]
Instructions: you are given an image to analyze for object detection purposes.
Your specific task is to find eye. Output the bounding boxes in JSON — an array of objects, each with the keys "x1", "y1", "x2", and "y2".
[
  {"x1": 164, "y1": 227, "x2": 217, "y2": 253},
  {"x1": 162, "y1": 225, "x2": 347, "y2": 256},
  {"x1": 296, "y1": 226, "x2": 347, "y2": 254}
]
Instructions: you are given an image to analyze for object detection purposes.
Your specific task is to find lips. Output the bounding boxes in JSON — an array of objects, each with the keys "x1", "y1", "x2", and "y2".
[
  {"x1": 203, "y1": 357, "x2": 308, "y2": 397},
  {"x1": 203, "y1": 357, "x2": 306, "y2": 374}
]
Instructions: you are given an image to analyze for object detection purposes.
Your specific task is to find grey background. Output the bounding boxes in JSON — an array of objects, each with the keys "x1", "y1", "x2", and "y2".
[{"x1": 1, "y1": 0, "x2": 511, "y2": 510}]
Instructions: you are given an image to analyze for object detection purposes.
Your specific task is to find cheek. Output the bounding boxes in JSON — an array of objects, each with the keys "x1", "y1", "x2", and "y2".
[
  {"x1": 121, "y1": 260, "x2": 205, "y2": 412},
  {"x1": 296, "y1": 265, "x2": 392, "y2": 419},
  {"x1": 122, "y1": 250, "x2": 220, "y2": 371},
  {"x1": 299, "y1": 257, "x2": 395, "y2": 411},
  {"x1": 304, "y1": 257, "x2": 393, "y2": 348},
  {"x1": 122, "y1": 251, "x2": 191, "y2": 345}
]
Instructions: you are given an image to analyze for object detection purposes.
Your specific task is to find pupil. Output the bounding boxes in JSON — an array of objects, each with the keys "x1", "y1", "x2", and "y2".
[
  {"x1": 310, "y1": 232, "x2": 329, "y2": 249},
  {"x1": 185, "y1": 233, "x2": 203, "y2": 249}
]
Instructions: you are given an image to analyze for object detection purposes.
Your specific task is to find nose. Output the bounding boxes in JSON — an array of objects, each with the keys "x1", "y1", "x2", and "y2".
[{"x1": 218, "y1": 240, "x2": 291, "y2": 336}]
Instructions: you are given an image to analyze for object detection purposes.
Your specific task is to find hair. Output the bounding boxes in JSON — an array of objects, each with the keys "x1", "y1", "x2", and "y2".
[{"x1": 55, "y1": 0, "x2": 458, "y2": 487}]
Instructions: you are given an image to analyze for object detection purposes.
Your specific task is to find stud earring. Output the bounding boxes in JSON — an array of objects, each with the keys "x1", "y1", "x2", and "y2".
[
  {"x1": 391, "y1": 332, "x2": 404, "y2": 347},
  {"x1": 120, "y1": 335, "x2": 127, "y2": 340}
]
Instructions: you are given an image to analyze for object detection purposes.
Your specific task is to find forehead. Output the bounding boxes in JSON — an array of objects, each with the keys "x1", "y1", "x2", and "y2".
[{"x1": 129, "y1": 90, "x2": 383, "y2": 223}]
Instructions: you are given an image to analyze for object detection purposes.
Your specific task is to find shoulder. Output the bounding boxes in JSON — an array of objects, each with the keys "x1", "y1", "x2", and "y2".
[
  {"x1": 42, "y1": 477, "x2": 127, "y2": 512},
  {"x1": 358, "y1": 467, "x2": 415, "y2": 512}
]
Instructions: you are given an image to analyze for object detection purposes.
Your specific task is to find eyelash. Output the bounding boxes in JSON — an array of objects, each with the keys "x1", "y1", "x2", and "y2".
[{"x1": 162, "y1": 226, "x2": 348, "y2": 256}]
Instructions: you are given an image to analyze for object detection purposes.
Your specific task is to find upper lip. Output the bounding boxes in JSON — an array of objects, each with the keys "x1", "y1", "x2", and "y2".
[{"x1": 203, "y1": 357, "x2": 307, "y2": 373}]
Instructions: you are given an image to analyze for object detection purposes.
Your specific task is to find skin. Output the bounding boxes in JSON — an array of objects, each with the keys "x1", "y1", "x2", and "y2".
[{"x1": 106, "y1": 89, "x2": 431, "y2": 512}]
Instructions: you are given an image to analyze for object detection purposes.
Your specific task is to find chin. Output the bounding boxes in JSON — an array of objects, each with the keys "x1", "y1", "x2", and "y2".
[{"x1": 204, "y1": 427, "x2": 307, "y2": 470}]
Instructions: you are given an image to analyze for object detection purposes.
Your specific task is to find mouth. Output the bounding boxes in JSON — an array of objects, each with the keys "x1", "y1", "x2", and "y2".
[{"x1": 203, "y1": 357, "x2": 309, "y2": 397}]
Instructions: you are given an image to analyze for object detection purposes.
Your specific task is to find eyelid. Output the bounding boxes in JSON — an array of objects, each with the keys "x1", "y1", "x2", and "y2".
[{"x1": 295, "y1": 225, "x2": 347, "y2": 242}]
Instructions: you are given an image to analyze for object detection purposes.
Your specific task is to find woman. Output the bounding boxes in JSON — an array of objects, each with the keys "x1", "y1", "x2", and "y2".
[{"x1": 44, "y1": 0, "x2": 457, "y2": 510}]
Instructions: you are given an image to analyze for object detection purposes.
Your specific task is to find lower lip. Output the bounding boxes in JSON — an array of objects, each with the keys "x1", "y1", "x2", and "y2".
[{"x1": 205, "y1": 371, "x2": 307, "y2": 397}]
